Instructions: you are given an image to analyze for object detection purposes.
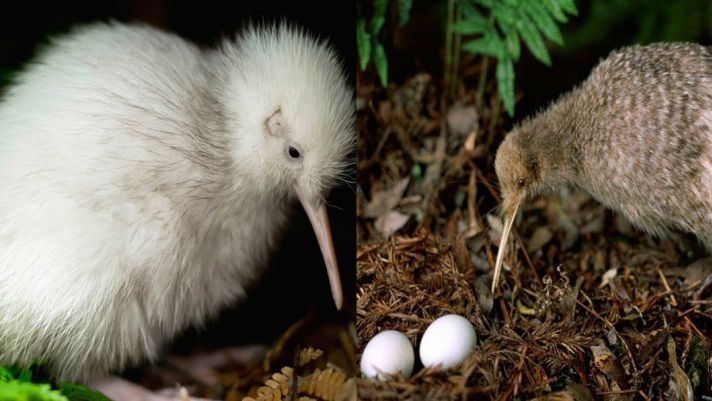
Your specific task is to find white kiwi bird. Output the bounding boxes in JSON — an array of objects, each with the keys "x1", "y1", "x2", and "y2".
[{"x1": 0, "y1": 21, "x2": 354, "y2": 383}]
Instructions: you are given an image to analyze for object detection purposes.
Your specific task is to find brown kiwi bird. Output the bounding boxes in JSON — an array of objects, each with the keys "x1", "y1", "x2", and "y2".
[{"x1": 492, "y1": 42, "x2": 712, "y2": 291}]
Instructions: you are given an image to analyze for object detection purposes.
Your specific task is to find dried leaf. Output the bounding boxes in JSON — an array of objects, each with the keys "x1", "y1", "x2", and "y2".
[
  {"x1": 375, "y1": 210, "x2": 410, "y2": 237},
  {"x1": 599, "y1": 268, "x2": 617, "y2": 288},
  {"x1": 363, "y1": 177, "x2": 410, "y2": 218},
  {"x1": 527, "y1": 226, "x2": 553, "y2": 253}
]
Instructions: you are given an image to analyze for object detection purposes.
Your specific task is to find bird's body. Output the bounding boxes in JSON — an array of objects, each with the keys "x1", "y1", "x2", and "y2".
[
  {"x1": 0, "y1": 23, "x2": 353, "y2": 381},
  {"x1": 493, "y1": 43, "x2": 712, "y2": 289}
]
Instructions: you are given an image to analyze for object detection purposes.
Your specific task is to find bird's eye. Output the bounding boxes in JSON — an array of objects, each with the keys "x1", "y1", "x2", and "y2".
[
  {"x1": 517, "y1": 178, "x2": 526, "y2": 188},
  {"x1": 284, "y1": 142, "x2": 303, "y2": 162}
]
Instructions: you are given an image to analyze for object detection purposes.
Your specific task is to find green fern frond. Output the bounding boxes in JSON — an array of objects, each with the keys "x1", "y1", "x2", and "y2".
[
  {"x1": 372, "y1": 42, "x2": 388, "y2": 87},
  {"x1": 558, "y1": 0, "x2": 578, "y2": 15},
  {"x1": 522, "y1": 0, "x2": 564, "y2": 44},
  {"x1": 517, "y1": 13, "x2": 551, "y2": 65},
  {"x1": 500, "y1": 24, "x2": 521, "y2": 61},
  {"x1": 462, "y1": 34, "x2": 506, "y2": 59},
  {"x1": 397, "y1": 0, "x2": 413, "y2": 26},
  {"x1": 357, "y1": 20, "x2": 372, "y2": 70},
  {"x1": 542, "y1": 0, "x2": 568, "y2": 22},
  {"x1": 496, "y1": 57, "x2": 515, "y2": 116},
  {"x1": 459, "y1": 0, "x2": 576, "y2": 115}
]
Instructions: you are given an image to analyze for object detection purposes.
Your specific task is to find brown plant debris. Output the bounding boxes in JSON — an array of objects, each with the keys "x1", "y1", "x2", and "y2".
[
  {"x1": 241, "y1": 349, "x2": 352, "y2": 401},
  {"x1": 298, "y1": 347, "x2": 326, "y2": 367}
]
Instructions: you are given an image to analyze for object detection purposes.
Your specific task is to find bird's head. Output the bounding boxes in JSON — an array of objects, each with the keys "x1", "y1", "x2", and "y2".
[
  {"x1": 217, "y1": 25, "x2": 354, "y2": 309},
  {"x1": 491, "y1": 116, "x2": 571, "y2": 292},
  {"x1": 491, "y1": 127, "x2": 544, "y2": 292}
]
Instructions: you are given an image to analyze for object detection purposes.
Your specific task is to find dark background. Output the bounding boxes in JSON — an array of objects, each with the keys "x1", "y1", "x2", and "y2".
[{"x1": 0, "y1": 0, "x2": 355, "y2": 359}]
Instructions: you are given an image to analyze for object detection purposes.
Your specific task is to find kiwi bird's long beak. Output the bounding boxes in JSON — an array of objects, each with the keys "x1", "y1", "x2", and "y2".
[
  {"x1": 492, "y1": 200, "x2": 522, "y2": 292},
  {"x1": 295, "y1": 188, "x2": 343, "y2": 310}
]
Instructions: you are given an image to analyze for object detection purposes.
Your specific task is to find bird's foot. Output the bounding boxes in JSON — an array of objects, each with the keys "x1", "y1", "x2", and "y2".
[{"x1": 90, "y1": 376, "x2": 217, "y2": 401}]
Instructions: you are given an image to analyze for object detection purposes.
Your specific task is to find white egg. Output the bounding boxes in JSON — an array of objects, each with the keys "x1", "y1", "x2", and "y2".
[
  {"x1": 360, "y1": 330, "x2": 415, "y2": 379},
  {"x1": 419, "y1": 314, "x2": 477, "y2": 369}
]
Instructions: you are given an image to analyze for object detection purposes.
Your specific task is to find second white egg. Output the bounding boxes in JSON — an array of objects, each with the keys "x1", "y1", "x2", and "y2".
[{"x1": 419, "y1": 314, "x2": 477, "y2": 369}]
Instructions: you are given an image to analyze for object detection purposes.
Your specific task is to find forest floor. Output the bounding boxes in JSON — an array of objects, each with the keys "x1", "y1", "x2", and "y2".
[{"x1": 355, "y1": 68, "x2": 712, "y2": 401}]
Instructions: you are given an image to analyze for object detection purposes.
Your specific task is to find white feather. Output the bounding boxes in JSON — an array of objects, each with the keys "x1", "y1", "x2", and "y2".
[{"x1": 0, "y1": 21, "x2": 354, "y2": 381}]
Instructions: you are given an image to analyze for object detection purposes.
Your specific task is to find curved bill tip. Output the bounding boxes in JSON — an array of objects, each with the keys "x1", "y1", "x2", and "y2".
[
  {"x1": 492, "y1": 201, "x2": 521, "y2": 293},
  {"x1": 296, "y1": 188, "x2": 343, "y2": 310}
]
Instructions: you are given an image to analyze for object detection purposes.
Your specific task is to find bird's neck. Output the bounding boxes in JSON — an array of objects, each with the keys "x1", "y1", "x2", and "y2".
[{"x1": 525, "y1": 91, "x2": 580, "y2": 191}]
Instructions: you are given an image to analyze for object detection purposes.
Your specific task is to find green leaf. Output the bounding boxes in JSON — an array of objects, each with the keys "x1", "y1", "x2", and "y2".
[
  {"x1": 0, "y1": 381, "x2": 69, "y2": 401},
  {"x1": 462, "y1": 33, "x2": 506, "y2": 59},
  {"x1": 453, "y1": 18, "x2": 489, "y2": 35},
  {"x1": 542, "y1": 0, "x2": 568, "y2": 22},
  {"x1": 372, "y1": 42, "x2": 389, "y2": 87},
  {"x1": 59, "y1": 383, "x2": 112, "y2": 401},
  {"x1": 371, "y1": 0, "x2": 389, "y2": 34},
  {"x1": 503, "y1": 28, "x2": 521, "y2": 61},
  {"x1": 370, "y1": 16, "x2": 386, "y2": 35},
  {"x1": 517, "y1": 14, "x2": 551, "y2": 65},
  {"x1": 474, "y1": 0, "x2": 496, "y2": 8},
  {"x1": 397, "y1": 0, "x2": 413, "y2": 26},
  {"x1": 558, "y1": 0, "x2": 578, "y2": 16},
  {"x1": 373, "y1": 0, "x2": 389, "y2": 18},
  {"x1": 357, "y1": 19, "x2": 372, "y2": 70},
  {"x1": 491, "y1": 2, "x2": 519, "y2": 26},
  {"x1": 522, "y1": 0, "x2": 563, "y2": 44},
  {"x1": 496, "y1": 57, "x2": 515, "y2": 116}
]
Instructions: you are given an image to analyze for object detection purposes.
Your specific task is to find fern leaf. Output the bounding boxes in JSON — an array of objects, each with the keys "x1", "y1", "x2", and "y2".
[
  {"x1": 522, "y1": 0, "x2": 563, "y2": 44},
  {"x1": 462, "y1": 32, "x2": 506, "y2": 60},
  {"x1": 558, "y1": 0, "x2": 578, "y2": 16},
  {"x1": 297, "y1": 347, "x2": 324, "y2": 367},
  {"x1": 491, "y1": 2, "x2": 519, "y2": 26},
  {"x1": 371, "y1": 0, "x2": 389, "y2": 34},
  {"x1": 542, "y1": 0, "x2": 568, "y2": 22},
  {"x1": 517, "y1": 14, "x2": 551, "y2": 65},
  {"x1": 356, "y1": 19, "x2": 371, "y2": 70},
  {"x1": 496, "y1": 57, "x2": 515, "y2": 116},
  {"x1": 373, "y1": 0, "x2": 389, "y2": 18},
  {"x1": 474, "y1": 0, "x2": 496, "y2": 8},
  {"x1": 397, "y1": 0, "x2": 413, "y2": 26},
  {"x1": 299, "y1": 368, "x2": 347, "y2": 401},
  {"x1": 453, "y1": 19, "x2": 489, "y2": 35},
  {"x1": 498, "y1": 23, "x2": 521, "y2": 62},
  {"x1": 372, "y1": 42, "x2": 389, "y2": 87}
]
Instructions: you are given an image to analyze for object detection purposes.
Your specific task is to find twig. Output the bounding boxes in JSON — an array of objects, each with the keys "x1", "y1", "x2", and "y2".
[{"x1": 656, "y1": 265, "x2": 677, "y2": 306}]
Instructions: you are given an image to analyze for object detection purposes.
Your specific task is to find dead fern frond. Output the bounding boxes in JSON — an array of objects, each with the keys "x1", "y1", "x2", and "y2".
[
  {"x1": 299, "y1": 367, "x2": 348, "y2": 401},
  {"x1": 242, "y1": 367, "x2": 293, "y2": 401},
  {"x1": 298, "y1": 347, "x2": 324, "y2": 366}
]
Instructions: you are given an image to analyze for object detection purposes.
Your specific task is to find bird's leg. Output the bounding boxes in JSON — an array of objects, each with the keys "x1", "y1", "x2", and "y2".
[{"x1": 89, "y1": 376, "x2": 217, "y2": 401}]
